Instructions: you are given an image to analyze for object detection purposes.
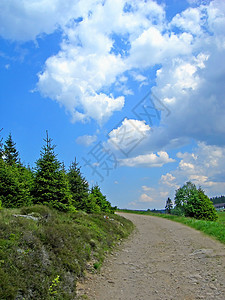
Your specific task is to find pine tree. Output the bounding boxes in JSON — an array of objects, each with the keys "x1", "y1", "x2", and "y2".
[
  {"x1": 67, "y1": 159, "x2": 89, "y2": 211},
  {"x1": 165, "y1": 197, "x2": 173, "y2": 214},
  {"x1": 0, "y1": 128, "x2": 3, "y2": 160},
  {"x1": 0, "y1": 159, "x2": 32, "y2": 208},
  {"x1": 33, "y1": 131, "x2": 72, "y2": 211},
  {"x1": 0, "y1": 131, "x2": 33, "y2": 208},
  {"x1": 4, "y1": 133, "x2": 19, "y2": 166},
  {"x1": 90, "y1": 185, "x2": 115, "y2": 213}
]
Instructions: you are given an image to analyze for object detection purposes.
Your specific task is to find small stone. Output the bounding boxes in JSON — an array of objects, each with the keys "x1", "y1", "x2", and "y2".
[
  {"x1": 209, "y1": 284, "x2": 217, "y2": 290},
  {"x1": 108, "y1": 280, "x2": 115, "y2": 284}
]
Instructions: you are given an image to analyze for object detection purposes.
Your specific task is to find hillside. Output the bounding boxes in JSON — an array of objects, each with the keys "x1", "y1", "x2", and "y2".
[{"x1": 0, "y1": 205, "x2": 134, "y2": 299}]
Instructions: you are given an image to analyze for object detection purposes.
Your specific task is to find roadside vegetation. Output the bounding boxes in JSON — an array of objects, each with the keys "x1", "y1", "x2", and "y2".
[
  {"x1": 119, "y1": 182, "x2": 224, "y2": 244},
  {"x1": 119, "y1": 209, "x2": 225, "y2": 244},
  {"x1": 0, "y1": 205, "x2": 134, "y2": 299},
  {"x1": 0, "y1": 130, "x2": 134, "y2": 299}
]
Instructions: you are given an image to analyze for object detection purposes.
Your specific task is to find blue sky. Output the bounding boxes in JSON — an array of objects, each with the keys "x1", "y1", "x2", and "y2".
[{"x1": 0, "y1": 0, "x2": 225, "y2": 209}]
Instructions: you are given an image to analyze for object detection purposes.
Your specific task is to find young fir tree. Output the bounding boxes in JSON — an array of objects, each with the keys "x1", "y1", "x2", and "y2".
[
  {"x1": 67, "y1": 159, "x2": 89, "y2": 211},
  {"x1": 0, "y1": 132, "x2": 32, "y2": 208},
  {"x1": 33, "y1": 132, "x2": 72, "y2": 211},
  {"x1": 4, "y1": 133, "x2": 19, "y2": 166},
  {"x1": 90, "y1": 185, "x2": 115, "y2": 213},
  {"x1": 0, "y1": 128, "x2": 3, "y2": 159},
  {"x1": 0, "y1": 158, "x2": 32, "y2": 208},
  {"x1": 165, "y1": 197, "x2": 173, "y2": 214}
]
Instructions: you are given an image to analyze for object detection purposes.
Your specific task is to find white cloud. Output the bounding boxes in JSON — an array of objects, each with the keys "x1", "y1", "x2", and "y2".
[
  {"x1": 37, "y1": 42, "x2": 126, "y2": 123},
  {"x1": 166, "y1": 143, "x2": 225, "y2": 197},
  {"x1": 129, "y1": 184, "x2": 169, "y2": 208},
  {"x1": 142, "y1": 185, "x2": 154, "y2": 192},
  {"x1": 35, "y1": 0, "x2": 169, "y2": 124},
  {"x1": 128, "y1": 27, "x2": 193, "y2": 68},
  {"x1": 107, "y1": 118, "x2": 151, "y2": 153},
  {"x1": 119, "y1": 151, "x2": 175, "y2": 167},
  {"x1": 141, "y1": 142, "x2": 225, "y2": 208},
  {"x1": 170, "y1": 7, "x2": 203, "y2": 35},
  {"x1": 1, "y1": 0, "x2": 225, "y2": 144},
  {"x1": 0, "y1": 0, "x2": 78, "y2": 41},
  {"x1": 76, "y1": 134, "x2": 97, "y2": 147},
  {"x1": 139, "y1": 193, "x2": 154, "y2": 203},
  {"x1": 160, "y1": 173, "x2": 178, "y2": 189}
]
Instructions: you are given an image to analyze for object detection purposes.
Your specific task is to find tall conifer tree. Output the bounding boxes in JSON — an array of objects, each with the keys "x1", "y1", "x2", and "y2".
[
  {"x1": 67, "y1": 159, "x2": 89, "y2": 210},
  {"x1": 4, "y1": 133, "x2": 19, "y2": 165},
  {"x1": 33, "y1": 131, "x2": 72, "y2": 211},
  {"x1": 0, "y1": 128, "x2": 3, "y2": 160}
]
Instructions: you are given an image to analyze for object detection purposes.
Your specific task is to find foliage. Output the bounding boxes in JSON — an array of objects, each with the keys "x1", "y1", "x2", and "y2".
[
  {"x1": 211, "y1": 195, "x2": 225, "y2": 204},
  {"x1": 0, "y1": 205, "x2": 134, "y2": 299},
  {"x1": 0, "y1": 130, "x2": 116, "y2": 214},
  {"x1": 165, "y1": 197, "x2": 173, "y2": 214},
  {"x1": 33, "y1": 132, "x2": 72, "y2": 211},
  {"x1": 90, "y1": 185, "x2": 116, "y2": 213},
  {"x1": 174, "y1": 181, "x2": 217, "y2": 221},
  {"x1": 3, "y1": 133, "x2": 19, "y2": 166},
  {"x1": 67, "y1": 159, "x2": 89, "y2": 211},
  {"x1": 0, "y1": 158, "x2": 32, "y2": 208},
  {"x1": 118, "y1": 209, "x2": 225, "y2": 245},
  {"x1": 0, "y1": 128, "x2": 3, "y2": 160}
]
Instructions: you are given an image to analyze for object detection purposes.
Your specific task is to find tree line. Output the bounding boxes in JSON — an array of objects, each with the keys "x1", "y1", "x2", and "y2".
[
  {"x1": 210, "y1": 195, "x2": 225, "y2": 204},
  {"x1": 0, "y1": 130, "x2": 116, "y2": 213},
  {"x1": 165, "y1": 181, "x2": 218, "y2": 221}
]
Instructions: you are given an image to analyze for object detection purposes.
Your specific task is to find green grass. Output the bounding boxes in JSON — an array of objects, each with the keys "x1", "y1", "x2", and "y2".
[
  {"x1": 0, "y1": 205, "x2": 134, "y2": 300},
  {"x1": 118, "y1": 209, "x2": 225, "y2": 244}
]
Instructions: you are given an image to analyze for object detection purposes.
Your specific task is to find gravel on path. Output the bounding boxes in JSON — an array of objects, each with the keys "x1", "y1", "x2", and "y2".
[{"x1": 77, "y1": 213, "x2": 225, "y2": 300}]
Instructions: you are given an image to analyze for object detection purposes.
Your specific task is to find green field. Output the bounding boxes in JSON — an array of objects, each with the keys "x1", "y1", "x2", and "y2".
[{"x1": 118, "y1": 209, "x2": 225, "y2": 244}]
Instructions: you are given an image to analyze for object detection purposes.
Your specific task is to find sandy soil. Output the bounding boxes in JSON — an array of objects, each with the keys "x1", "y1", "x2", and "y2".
[{"x1": 77, "y1": 213, "x2": 225, "y2": 300}]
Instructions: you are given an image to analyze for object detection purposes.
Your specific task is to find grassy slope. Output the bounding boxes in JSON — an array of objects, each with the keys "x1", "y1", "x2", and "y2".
[
  {"x1": 118, "y1": 209, "x2": 225, "y2": 244},
  {"x1": 0, "y1": 205, "x2": 134, "y2": 300}
]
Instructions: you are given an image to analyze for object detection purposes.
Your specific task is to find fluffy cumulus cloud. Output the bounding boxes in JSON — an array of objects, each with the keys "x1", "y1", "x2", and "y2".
[
  {"x1": 132, "y1": 141, "x2": 225, "y2": 209},
  {"x1": 35, "y1": 0, "x2": 170, "y2": 123},
  {"x1": 119, "y1": 151, "x2": 175, "y2": 167},
  {"x1": 129, "y1": 185, "x2": 169, "y2": 208},
  {"x1": 155, "y1": 142, "x2": 225, "y2": 201},
  {"x1": 0, "y1": 0, "x2": 78, "y2": 41},
  {"x1": 174, "y1": 143, "x2": 225, "y2": 195},
  {"x1": 149, "y1": 0, "x2": 225, "y2": 149},
  {"x1": 107, "y1": 118, "x2": 151, "y2": 154},
  {"x1": 1, "y1": 0, "x2": 225, "y2": 142}
]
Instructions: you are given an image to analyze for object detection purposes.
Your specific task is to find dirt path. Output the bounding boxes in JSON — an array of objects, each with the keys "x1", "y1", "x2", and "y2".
[{"x1": 77, "y1": 213, "x2": 225, "y2": 300}]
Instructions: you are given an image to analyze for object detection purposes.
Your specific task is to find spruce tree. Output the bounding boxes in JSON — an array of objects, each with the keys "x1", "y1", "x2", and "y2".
[
  {"x1": 0, "y1": 132, "x2": 32, "y2": 208},
  {"x1": 33, "y1": 132, "x2": 72, "y2": 211},
  {"x1": 0, "y1": 159, "x2": 32, "y2": 208},
  {"x1": 0, "y1": 128, "x2": 3, "y2": 160},
  {"x1": 165, "y1": 197, "x2": 173, "y2": 214},
  {"x1": 90, "y1": 185, "x2": 115, "y2": 213},
  {"x1": 4, "y1": 133, "x2": 19, "y2": 166},
  {"x1": 67, "y1": 159, "x2": 89, "y2": 210}
]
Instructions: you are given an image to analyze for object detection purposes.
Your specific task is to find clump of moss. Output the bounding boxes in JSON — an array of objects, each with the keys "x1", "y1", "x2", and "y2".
[{"x1": 0, "y1": 205, "x2": 133, "y2": 299}]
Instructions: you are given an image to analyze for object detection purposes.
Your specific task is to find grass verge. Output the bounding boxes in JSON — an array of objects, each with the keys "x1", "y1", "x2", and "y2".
[
  {"x1": 118, "y1": 209, "x2": 225, "y2": 244},
  {"x1": 0, "y1": 205, "x2": 134, "y2": 299}
]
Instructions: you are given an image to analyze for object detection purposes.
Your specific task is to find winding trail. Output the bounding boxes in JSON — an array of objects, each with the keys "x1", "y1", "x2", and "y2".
[{"x1": 77, "y1": 213, "x2": 225, "y2": 300}]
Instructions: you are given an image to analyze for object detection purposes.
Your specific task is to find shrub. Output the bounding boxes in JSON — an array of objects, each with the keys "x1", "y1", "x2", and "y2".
[{"x1": 174, "y1": 182, "x2": 217, "y2": 221}]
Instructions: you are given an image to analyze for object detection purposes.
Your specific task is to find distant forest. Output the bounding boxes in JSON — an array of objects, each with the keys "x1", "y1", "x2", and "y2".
[{"x1": 210, "y1": 196, "x2": 225, "y2": 204}]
